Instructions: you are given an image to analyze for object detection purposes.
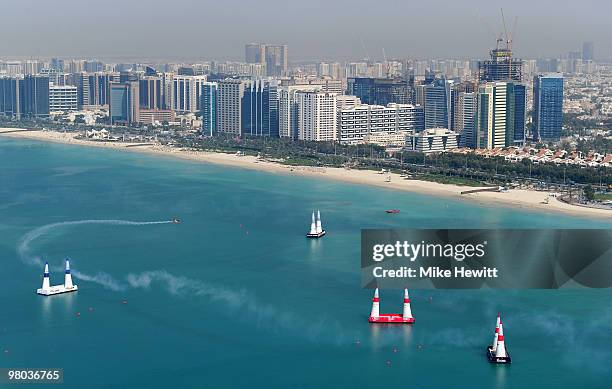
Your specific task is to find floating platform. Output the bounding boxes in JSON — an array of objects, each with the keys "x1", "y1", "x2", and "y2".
[
  {"x1": 486, "y1": 346, "x2": 511, "y2": 364},
  {"x1": 369, "y1": 314, "x2": 415, "y2": 324},
  {"x1": 306, "y1": 230, "x2": 326, "y2": 238},
  {"x1": 37, "y1": 259, "x2": 78, "y2": 296},
  {"x1": 37, "y1": 284, "x2": 78, "y2": 296}
]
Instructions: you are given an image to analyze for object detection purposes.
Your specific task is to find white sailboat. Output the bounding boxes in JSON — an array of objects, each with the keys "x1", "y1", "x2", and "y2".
[{"x1": 306, "y1": 210, "x2": 326, "y2": 238}]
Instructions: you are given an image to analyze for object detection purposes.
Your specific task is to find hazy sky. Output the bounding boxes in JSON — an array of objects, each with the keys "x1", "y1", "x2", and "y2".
[{"x1": 1, "y1": 0, "x2": 609, "y2": 61}]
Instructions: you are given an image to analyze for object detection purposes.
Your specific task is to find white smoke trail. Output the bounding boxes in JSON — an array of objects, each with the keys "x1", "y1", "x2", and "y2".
[
  {"x1": 18, "y1": 220, "x2": 360, "y2": 344},
  {"x1": 17, "y1": 219, "x2": 173, "y2": 289},
  {"x1": 72, "y1": 270, "x2": 126, "y2": 292},
  {"x1": 126, "y1": 270, "x2": 357, "y2": 344}
]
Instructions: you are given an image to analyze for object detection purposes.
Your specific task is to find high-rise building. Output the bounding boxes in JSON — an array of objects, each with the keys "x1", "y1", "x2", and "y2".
[
  {"x1": 244, "y1": 43, "x2": 288, "y2": 76},
  {"x1": 216, "y1": 79, "x2": 245, "y2": 135},
  {"x1": 0, "y1": 77, "x2": 22, "y2": 119},
  {"x1": 508, "y1": 83, "x2": 526, "y2": 145},
  {"x1": 421, "y1": 78, "x2": 452, "y2": 130},
  {"x1": 109, "y1": 82, "x2": 139, "y2": 125},
  {"x1": 456, "y1": 92, "x2": 478, "y2": 148},
  {"x1": 582, "y1": 41, "x2": 594, "y2": 61},
  {"x1": 451, "y1": 81, "x2": 477, "y2": 132},
  {"x1": 77, "y1": 72, "x2": 114, "y2": 108},
  {"x1": 278, "y1": 85, "x2": 321, "y2": 139},
  {"x1": 172, "y1": 75, "x2": 207, "y2": 113},
  {"x1": 265, "y1": 45, "x2": 288, "y2": 77},
  {"x1": 478, "y1": 43, "x2": 523, "y2": 82},
  {"x1": 241, "y1": 79, "x2": 270, "y2": 136},
  {"x1": 533, "y1": 74, "x2": 564, "y2": 142},
  {"x1": 139, "y1": 76, "x2": 164, "y2": 110},
  {"x1": 267, "y1": 81, "x2": 280, "y2": 138},
  {"x1": 161, "y1": 73, "x2": 174, "y2": 111},
  {"x1": 476, "y1": 82, "x2": 508, "y2": 149},
  {"x1": 216, "y1": 79, "x2": 278, "y2": 137},
  {"x1": 2, "y1": 62, "x2": 24, "y2": 77},
  {"x1": 245, "y1": 43, "x2": 266, "y2": 64},
  {"x1": 347, "y1": 78, "x2": 410, "y2": 106},
  {"x1": 295, "y1": 91, "x2": 337, "y2": 141},
  {"x1": 23, "y1": 60, "x2": 43, "y2": 76},
  {"x1": 84, "y1": 60, "x2": 104, "y2": 73},
  {"x1": 0, "y1": 76, "x2": 49, "y2": 119},
  {"x1": 338, "y1": 103, "x2": 424, "y2": 145},
  {"x1": 50, "y1": 58, "x2": 65, "y2": 72},
  {"x1": 66, "y1": 59, "x2": 85, "y2": 74},
  {"x1": 22, "y1": 75, "x2": 49, "y2": 119},
  {"x1": 472, "y1": 80, "x2": 526, "y2": 149},
  {"x1": 49, "y1": 85, "x2": 78, "y2": 112},
  {"x1": 201, "y1": 82, "x2": 217, "y2": 136}
]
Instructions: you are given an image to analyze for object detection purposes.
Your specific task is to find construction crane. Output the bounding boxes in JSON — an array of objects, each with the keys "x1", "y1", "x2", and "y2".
[
  {"x1": 382, "y1": 48, "x2": 390, "y2": 78},
  {"x1": 500, "y1": 8, "x2": 519, "y2": 81},
  {"x1": 500, "y1": 8, "x2": 518, "y2": 52}
]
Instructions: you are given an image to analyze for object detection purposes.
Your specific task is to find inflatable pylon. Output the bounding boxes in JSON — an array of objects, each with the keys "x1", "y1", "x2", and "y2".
[
  {"x1": 370, "y1": 288, "x2": 380, "y2": 319},
  {"x1": 486, "y1": 315, "x2": 511, "y2": 363},
  {"x1": 495, "y1": 321, "x2": 507, "y2": 358},
  {"x1": 491, "y1": 313, "x2": 501, "y2": 353},
  {"x1": 64, "y1": 258, "x2": 74, "y2": 289},
  {"x1": 402, "y1": 289, "x2": 413, "y2": 320},
  {"x1": 41, "y1": 262, "x2": 50, "y2": 291},
  {"x1": 368, "y1": 288, "x2": 414, "y2": 324}
]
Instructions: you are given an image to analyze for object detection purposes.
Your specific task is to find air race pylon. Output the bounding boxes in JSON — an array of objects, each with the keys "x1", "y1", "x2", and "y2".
[
  {"x1": 486, "y1": 315, "x2": 511, "y2": 363},
  {"x1": 368, "y1": 288, "x2": 414, "y2": 324},
  {"x1": 495, "y1": 321, "x2": 507, "y2": 358},
  {"x1": 37, "y1": 260, "x2": 78, "y2": 296},
  {"x1": 64, "y1": 258, "x2": 75, "y2": 289},
  {"x1": 370, "y1": 288, "x2": 380, "y2": 319},
  {"x1": 41, "y1": 262, "x2": 50, "y2": 291},
  {"x1": 402, "y1": 289, "x2": 413, "y2": 320},
  {"x1": 491, "y1": 313, "x2": 501, "y2": 353}
]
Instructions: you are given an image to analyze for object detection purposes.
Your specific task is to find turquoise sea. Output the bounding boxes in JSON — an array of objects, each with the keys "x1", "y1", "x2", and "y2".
[{"x1": 1, "y1": 137, "x2": 611, "y2": 388}]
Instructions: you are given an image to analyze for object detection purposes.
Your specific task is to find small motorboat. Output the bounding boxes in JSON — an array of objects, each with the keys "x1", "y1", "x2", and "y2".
[
  {"x1": 385, "y1": 209, "x2": 400, "y2": 214},
  {"x1": 172, "y1": 218, "x2": 181, "y2": 224}
]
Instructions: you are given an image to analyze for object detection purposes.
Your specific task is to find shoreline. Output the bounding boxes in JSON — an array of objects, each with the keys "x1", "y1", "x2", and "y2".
[{"x1": 1, "y1": 128, "x2": 610, "y2": 219}]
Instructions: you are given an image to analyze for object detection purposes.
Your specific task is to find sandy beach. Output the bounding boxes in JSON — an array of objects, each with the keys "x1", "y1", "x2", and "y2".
[{"x1": 1, "y1": 128, "x2": 610, "y2": 219}]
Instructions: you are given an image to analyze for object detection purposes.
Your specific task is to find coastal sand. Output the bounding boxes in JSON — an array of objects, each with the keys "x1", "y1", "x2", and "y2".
[{"x1": 1, "y1": 128, "x2": 610, "y2": 219}]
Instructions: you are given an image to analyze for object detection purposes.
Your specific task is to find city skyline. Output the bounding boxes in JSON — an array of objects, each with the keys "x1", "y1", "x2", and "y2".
[{"x1": 0, "y1": 0, "x2": 609, "y2": 61}]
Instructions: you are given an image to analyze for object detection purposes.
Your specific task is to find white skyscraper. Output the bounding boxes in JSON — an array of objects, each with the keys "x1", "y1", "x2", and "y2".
[
  {"x1": 217, "y1": 79, "x2": 246, "y2": 135},
  {"x1": 338, "y1": 103, "x2": 424, "y2": 145},
  {"x1": 49, "y1": 85, "x2": 78, "y2": 112},
  {"x1": 278, "y1": 85, "x2": 321, "y2": 139},
  {"x1": 295, "y1": 91, "x2": 337, "y2": 141},
  {"x1": 477, "y1": 82, "x2": 507, "y2": 149}
]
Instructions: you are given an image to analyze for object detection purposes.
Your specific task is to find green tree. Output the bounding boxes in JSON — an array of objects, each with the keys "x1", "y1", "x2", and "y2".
[{"x1": 583, "y1": 185, "x2": 595, "y2": 201}]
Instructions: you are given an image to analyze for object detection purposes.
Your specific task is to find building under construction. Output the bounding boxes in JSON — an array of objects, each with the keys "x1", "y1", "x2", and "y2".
[{"x1": 478, "y1": 45, "x2": 523, "y2": 82}]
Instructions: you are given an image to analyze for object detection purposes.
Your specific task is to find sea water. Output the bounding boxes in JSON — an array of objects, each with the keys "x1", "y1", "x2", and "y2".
[{"x1": 1, "y1": 137, "x2": 611, "y2": 388}]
